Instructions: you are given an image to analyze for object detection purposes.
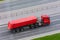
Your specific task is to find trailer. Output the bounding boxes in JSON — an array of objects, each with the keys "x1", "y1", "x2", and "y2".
[{"x1": 8, "y1": 15, "x2": 50, "y2": 33}]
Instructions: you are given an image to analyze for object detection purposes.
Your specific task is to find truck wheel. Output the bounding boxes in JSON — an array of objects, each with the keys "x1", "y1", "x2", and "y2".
[
  {"x1": 46, "y1": 23, "x2": 50, "y2": 26},
  {"x1": 16, "y1": 28, "x2": 20, "y2": 32},
  {"x1": 35, "y1": 23, "x2": 39, "y2": 27},
  {"x1": 20, "y1": 27, "x2": 24, "y2": 31},
  {"x1": 29, "y1": 26, "x2": 32, "y2": 29},
  {"x1": 29, "y1": 24, "x2": 35, "y2": 29},
  {"x1": 33, "y1": 24, "x2": 37, "y2": 28},
  {"x1": 11, "y1": 29, "x2": 16, "y2": 33},
  {"x1": 29, "y1": 25, "x2": 31, "y2": 29}
]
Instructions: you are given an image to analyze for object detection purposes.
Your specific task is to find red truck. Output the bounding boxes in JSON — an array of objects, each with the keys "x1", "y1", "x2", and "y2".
[{"x1": 8, "y1": 15, "x2": 50, "y2": 33}]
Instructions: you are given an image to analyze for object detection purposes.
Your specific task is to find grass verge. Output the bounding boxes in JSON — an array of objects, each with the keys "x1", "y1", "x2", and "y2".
[
  {"x1": 32, "y1": 33, "x2": 60, "y2": 40},
  {"x1": 0, "y1": 0, "x2": 4, "y2": 1},
  {"x1": 0, "y1": 0, "x2": 4, "y2": 3}
]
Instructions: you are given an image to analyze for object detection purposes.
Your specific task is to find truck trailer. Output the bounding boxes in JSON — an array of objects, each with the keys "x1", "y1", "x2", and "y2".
[{"x1": 8, "y1": 15, "x2": 50, "y2": 33}]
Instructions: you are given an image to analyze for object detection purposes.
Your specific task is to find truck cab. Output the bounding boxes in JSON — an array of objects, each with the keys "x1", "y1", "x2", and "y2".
[{"x1": 41, "y1": 15, "x2": 50, "y2": 26}]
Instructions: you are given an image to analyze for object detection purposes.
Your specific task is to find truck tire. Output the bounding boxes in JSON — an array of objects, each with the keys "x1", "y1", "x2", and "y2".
[
  {"x1": 20, "y1": 27, "x2": 25, "y2": 32},
  {"x1": 35, "y1": 22, "x2": 39, "y2": 27},
  {"x1": 46, "y1": 23, "x2": 50, "y2": 26},
  {"x1": 11, "y1": 29, "x2": 16, "y2": 33},
  {"x1": 16, "y1": 28, "x2": 20, "y2": 32},
  {"x1": 33, "y1": 23, "x2": 38, "y2": 28},
  {"x1": 29, "y1": 24, "x2": 34, "y2": 29}
]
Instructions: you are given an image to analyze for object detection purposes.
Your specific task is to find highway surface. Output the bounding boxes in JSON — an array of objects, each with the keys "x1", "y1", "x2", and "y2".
[
  {"x1": 0, "y1": 0, "x2": 60, "y2": 12},
  {"x1": 0, "y1": 12, "x2": 60, "y2": 40},
  {"x1": 0, "y1": 0, "x2": 60, "y2": 40}
]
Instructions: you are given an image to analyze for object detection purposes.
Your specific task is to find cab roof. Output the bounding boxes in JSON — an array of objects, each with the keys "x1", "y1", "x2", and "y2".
[{"x1": 41, "y1": 15, "x2": 49, "y2": 18}]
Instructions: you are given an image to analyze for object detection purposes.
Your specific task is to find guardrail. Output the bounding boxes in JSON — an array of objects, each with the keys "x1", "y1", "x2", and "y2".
[{"x1": 0, "y1": 1, "x2": 60, "y2": 20}]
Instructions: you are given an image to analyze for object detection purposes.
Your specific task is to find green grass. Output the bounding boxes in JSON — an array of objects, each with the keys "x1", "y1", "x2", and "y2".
[
  {"x1": 0, "y1": 0, "x2": 4, "y2": 1},
  {"x1": 32, "y1": 33, "x2": 60, "y2": 40},
  {"x1": 0, "y1": 0, "x2": 4, "y2": 3}
]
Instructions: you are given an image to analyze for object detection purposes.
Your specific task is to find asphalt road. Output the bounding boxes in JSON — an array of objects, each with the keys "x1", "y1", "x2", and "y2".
[
  {"x1": 0, "y1": 13, "x2": 60, "y2": 40},
  {"x1": 0, "y1": 0, "x2": 60, "y2": 12}
]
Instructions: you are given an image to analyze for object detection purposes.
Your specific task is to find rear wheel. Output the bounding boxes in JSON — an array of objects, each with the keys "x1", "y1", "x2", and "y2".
[
  {"x1": 11, "y1": 29, "x2": 16, "y2": 33},
  {"x1": 35, "y1": 22, "x2": 40, "y2": 27},
  {"x1": 33, "y1": 23, "x2": 38, "y2": 28},
  {"x1": 20, "y1": 27, "x2": 25, "y2": 32},
  {"x1": 46, "y1": 23, "x2": 50, "y2": 26},
  {"x1": 29, "y1": 24, "x2": 34, "y2": 29},
  {"x1": 11, "y1": 27, "x2": 22, "y2": 33},
  {"x1": 16, "y1": 28, "x2": 20, "y2": 32}
]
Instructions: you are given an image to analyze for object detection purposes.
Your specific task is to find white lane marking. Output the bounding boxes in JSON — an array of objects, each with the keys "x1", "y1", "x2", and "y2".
[
  {"x1": 0, "y1": 1, "x2": 60, "y2": 20},
  {"x1": 18, "y1": 27, "x2": 60, "y2": 40},
  {"x1": 0, "y1": 18, "x2": 60, "y2": 33},
  {"x1": 0, "y1": 24, "x2": 60, "y2": 39},
  {"x1": 0, "y1": 25, "x2": 7, "y2": 27},
  {"x1": 0, "y1": 11, "x2": 60, "y2": 26},
  {"x1": 13, "y1": 24, "x2": 60, "y2": 37},
  {"x1": 0, "y1": 7, "x2": 60, "y2": 27},
  {"x1": 0, "y1": 1, "x2": 58, "y2": 19},
  {"x1": 51, "y1": 19, "x2": 60, "y2": 22},
  {"x1": 50, "y1": 13, "x2": 60, "y2": 17}
]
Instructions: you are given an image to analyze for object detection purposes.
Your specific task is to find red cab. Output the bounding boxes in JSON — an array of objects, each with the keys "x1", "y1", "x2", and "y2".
[{"x1": 41, "y1": 15, "x2": 50, "y2": 25}]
